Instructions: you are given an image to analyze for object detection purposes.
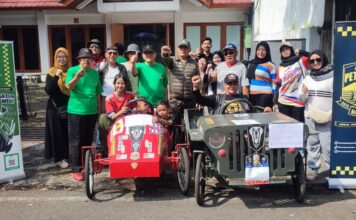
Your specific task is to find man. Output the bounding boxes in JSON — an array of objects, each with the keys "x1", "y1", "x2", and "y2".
[
  {"x1": 161, "y1": 39, "x2": 200, "y2": 122},
  {"x1": 210, "y1": 43, "x2": 249, "y2": 97},
  {"x1": 97, "y1": 46, "x2": 134, "y2": 155},
  {"x1": 87, "y1": 39, "x2": 105, "y2": 70},
  {"x1": 134, "y1": 45, "x2": 167, "y2": 108},
  {"x1": 123, "y1": 44, "x2": 140, "y2": 96},
  {"x1": 192, "y1": 73, "x2": 271, "y2": 114},
  {"x1": 66, "y1": 48, "x2": 103, "y2": 181},
  {"x1": 200, "y1": 37, "x2": 213, "y2": 63}
]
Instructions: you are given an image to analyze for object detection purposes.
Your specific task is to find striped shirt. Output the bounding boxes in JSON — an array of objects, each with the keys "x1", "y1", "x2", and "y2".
[{"x1": 249, "y1": 62, "x2": 277, "y2": 95}]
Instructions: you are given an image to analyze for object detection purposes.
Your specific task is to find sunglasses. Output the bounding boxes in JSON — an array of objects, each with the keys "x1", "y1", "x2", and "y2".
[
  {"x1": 309, "y1": 58, "x2": 322, "y2": 64},
  {"x1": 90, "y1": 45, "x2": 99, "y2": 49},
  {"x1": 224, "y1": 51, "x2": 235, "y2": 56},
  {"x1": 108, "y1": 51, "x2": 118, "y2": 56}
]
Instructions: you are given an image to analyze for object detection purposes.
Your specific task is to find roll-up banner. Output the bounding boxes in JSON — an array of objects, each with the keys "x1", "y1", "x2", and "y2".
[
  {"x1": 0, "y1": 41, "x2": 26, "y2": 183},
  {"x1": 328, "y1": 22, "x2": 356, "y2": 189}
]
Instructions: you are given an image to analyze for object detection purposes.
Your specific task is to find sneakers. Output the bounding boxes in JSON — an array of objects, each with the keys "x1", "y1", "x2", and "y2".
[
  {"x1": 58, "y1": 159, "x2": 69, "y2": 169},
  {"x1": 72, "y1": 172, "x2": 84, "y2": 181},
  {"x1": 307, "y1": 169, "x2": 318, "y2": 182}
]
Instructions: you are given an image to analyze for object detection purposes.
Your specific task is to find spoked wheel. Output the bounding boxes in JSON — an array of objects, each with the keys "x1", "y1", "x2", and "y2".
[
  {"x1": 85, "y1": 150, "x2": 95, "y2": 199},
  {"x1": 292, "y1": 153, "x2": 306, "y2": 203},
  {"x1": 177, "y1": 147, "x2": 190, "y2": 195},
  {"x1": 195, "y1": 153, "x2": 206, "y2": 206}
]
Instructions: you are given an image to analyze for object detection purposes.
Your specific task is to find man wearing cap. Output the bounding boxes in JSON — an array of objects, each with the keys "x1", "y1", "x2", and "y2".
[
  {"x1": 210, "y1": 43, "x2": 249, "y2": 97},
  {"x1": 122, "y1": 43, "x2": 140, "y2": 96},
  {"x1": 161, "y1": 39, "x2": 200, "y2": 122},
  {"x1": 134, "y1": 44, "x2": 167, "y2": 107},
  {"x1": 192, "y1": 73, "x2": 271, "y2": 114},
  {"x1": 88, "y1": 39, "x2": 105, "y2": 70},
  {"x1": 66, "y1": 48, "x2": 103, "y2": 181}
]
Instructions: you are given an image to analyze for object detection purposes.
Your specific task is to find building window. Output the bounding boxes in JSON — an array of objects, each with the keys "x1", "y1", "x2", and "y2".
[
  {"x1": 184, "y1": 22, "x2": 244, "y2": 59},
  {"x1": 0, "y1": 26, "x2": 40, "y2": 72},
  {"x1": 48, "y1": 25, "x2": 106, "y2": 66}
]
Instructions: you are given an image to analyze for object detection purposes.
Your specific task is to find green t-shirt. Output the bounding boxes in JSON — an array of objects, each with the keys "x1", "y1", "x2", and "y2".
[
  {"x1": 65, "y1": 65, "x2": 103, "y2": 115},
  {"x1": 136, "y1": 62, "x2": 167, "y2": 107},
  {"x1": 116, "y1": 56, "x2": 127, "y2": 64}
]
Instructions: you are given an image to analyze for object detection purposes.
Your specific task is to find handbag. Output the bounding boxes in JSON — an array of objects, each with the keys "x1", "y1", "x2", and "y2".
[
  {"x1": 52, "y1": 99, "x2": 68, "y2": 120},
  {"x1": 308, "y1": 89, "x2": 332, "y2": 124}
]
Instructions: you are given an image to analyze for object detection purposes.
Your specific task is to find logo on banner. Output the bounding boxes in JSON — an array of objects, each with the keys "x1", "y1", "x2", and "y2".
[
  {"x1": 247, "y1": 126, "x2": 265, "y2": 151},
  {"x1": 337, "y1": 62, "x2": 356, "y2": 116}
]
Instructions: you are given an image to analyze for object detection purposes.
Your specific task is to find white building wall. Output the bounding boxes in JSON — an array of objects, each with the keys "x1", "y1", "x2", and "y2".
[{"x1": 253, "y1": 0, "x2": 325, "y2": 52}]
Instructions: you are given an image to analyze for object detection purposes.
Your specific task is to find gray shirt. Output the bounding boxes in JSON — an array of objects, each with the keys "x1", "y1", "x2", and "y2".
[{"x1": 216, "y1": 61, "x2": 249, "y2": 94}]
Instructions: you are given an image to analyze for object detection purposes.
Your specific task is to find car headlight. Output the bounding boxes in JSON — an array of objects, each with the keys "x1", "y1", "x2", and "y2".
[{"x1": 208, "y1": 132, "x2": 226, "y2": 148}]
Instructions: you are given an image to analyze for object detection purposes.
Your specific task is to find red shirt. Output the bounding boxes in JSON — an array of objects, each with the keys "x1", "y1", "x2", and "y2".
[{"x1": 105, "y1": 92, "x2": 135, "y2": 115}]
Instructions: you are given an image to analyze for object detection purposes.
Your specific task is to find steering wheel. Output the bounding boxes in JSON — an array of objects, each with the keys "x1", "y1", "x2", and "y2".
[
  {"x1": 125, "y1": 98, "x2": 154, "y2": 115},
  {"x1": 220, "y1": 98, "x2": 254, "y2": 114}
]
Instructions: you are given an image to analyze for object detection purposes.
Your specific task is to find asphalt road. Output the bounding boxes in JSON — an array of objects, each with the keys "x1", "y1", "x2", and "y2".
[{"x1": 1, "y1": 181, "x2": 356, "y2": 220}]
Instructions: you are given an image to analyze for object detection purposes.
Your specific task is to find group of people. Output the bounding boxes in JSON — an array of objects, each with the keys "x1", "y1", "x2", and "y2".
[{"x1": 44, "y1": 36, "x2": 333, "y2": 182}]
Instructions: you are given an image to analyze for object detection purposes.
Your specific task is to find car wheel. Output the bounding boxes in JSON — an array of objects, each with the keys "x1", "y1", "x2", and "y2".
[
  {"x1": 195, "y1": 153, "x2": 206, "y2": 206},
  {"x1": 85, "y1": 150, "x2": 95, "y2": 199},
  {"x1": 177, "y1": 147, "x2": 190, "y2": 195},
  {"x1": 292, "y1": 153, "x2": 306, "y2": 203}
]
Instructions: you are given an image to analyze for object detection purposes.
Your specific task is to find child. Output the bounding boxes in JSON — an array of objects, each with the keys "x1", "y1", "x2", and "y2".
[
  {"x1": 136, "y1": 100, "x2": 150, "y2": 114},
  {"x1": 153, "y1": 100, "x2": 173, "y2": 133},
  {"x1": 98, "y1": 73, "x2": 134, "y2": 156}
]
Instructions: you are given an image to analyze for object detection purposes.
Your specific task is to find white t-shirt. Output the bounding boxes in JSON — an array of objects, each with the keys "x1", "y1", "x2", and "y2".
[
  {"x1": 102, "y1": 66, "x2": 120, "y2": 96},
  {"x1": 216, "y1": 61, "x2": 249, "y2": 94}
]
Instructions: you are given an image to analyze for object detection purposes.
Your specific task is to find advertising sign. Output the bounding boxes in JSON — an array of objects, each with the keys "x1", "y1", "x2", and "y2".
[
  {"x1": 0, "y1": 41, "x2": 26, "y2": 183},
  {"x1": 328, "y1": 22, "x2": 356, "y2": 189}
]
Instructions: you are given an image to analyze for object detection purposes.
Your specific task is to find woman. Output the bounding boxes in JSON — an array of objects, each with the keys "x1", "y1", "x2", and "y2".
[
  {"x1": 44, "y1": 47, "x2": 71, "y2": 168},
  {"x1": 247, "y1": 41, "x2": 276, "y2": 107},
  {"x1": 98, "y1": 73, "x2": 134, "y2": 153},
  {"x1": 276, "y1": 42, "x2": 309, "y2": 122},
  {"x1": 197, "y1": 54, "x2": 208, "y2": 95},
  {"x1": 299, "y1": 50, "x2": 333, "y2": 181},
  {"x1": 206, "y1": 51, "x2": 224, "y2": 95}
]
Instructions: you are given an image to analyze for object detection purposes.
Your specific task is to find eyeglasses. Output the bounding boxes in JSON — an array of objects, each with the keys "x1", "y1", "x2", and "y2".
[
  {"x1": 108, "y1": 52, "x2": 118, "y2": 56},
  {"x1": 309, "y1": 58, "x2": 322, "y2": 64},
  {"x1": 224, "y1": 51, "x2": 235, "y2": 56}
]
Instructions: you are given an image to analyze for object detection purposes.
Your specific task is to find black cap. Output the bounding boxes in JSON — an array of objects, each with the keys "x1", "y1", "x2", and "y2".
[
  {"x1": 224, "y1": 73, "x2": 239, "y2": 84},
  {"x1": 142, "y1": 44, "x2": 155, "y2": 53},
  {"x1": 76, "y1": 48, "x2": 93, "y2": 59}
]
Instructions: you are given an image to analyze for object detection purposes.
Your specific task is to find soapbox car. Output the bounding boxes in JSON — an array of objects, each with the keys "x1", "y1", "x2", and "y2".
[
  {"x1": 82, "y1": 98, "x2": 190, "y2": 199},
  {"x1": 185, "y1": 99, "x2": 308, "y2": 206}
]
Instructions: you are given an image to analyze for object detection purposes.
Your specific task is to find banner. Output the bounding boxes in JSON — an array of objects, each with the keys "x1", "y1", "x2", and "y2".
[
  {"x1": 328, "y1": 22, "x2": 356, "y2": 189},
  {"x1": 0, "y1": 41, "x2": 25, "y2": 183}
]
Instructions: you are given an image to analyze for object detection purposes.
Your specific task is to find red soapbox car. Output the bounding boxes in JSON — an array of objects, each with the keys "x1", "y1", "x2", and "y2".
[{"x1": 81, "y1": 99, "x2": 190, "y2": 199}]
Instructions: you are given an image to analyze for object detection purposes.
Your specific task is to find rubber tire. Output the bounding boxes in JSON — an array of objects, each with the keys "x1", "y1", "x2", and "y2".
[
  {"x1": 293, "y1": 153, "x2": 306, "y2": 203},
  {"x1": 177, "y1": 147, "x2": 190, "y2": 195},
  {"x1": 85, "y1": 150, "x2": 95, "y2": 199},
  {"x1": 195, "y1": 153, "x2": 206, "y2": 206}
]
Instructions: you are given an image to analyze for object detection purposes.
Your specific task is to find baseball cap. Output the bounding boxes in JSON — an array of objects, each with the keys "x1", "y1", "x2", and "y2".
[
  {"x1": 106, "y1": 45, "x2": 118, "y2": 51},
  {"x1": 224, "y1": 73, "x2": 239, "y2": 84},
  {"x1": 178, "y1": 39, "x2": 191, "y2": 48},
  {"x1": 222, "y1": 43, "x2": 237, "y2": 51},
  {"x1": 125, "y1": 43, "x2": 141, "y2": 54},
  {"x1": 142, "y1": 44, "x2": 155, "y2": 53}
]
